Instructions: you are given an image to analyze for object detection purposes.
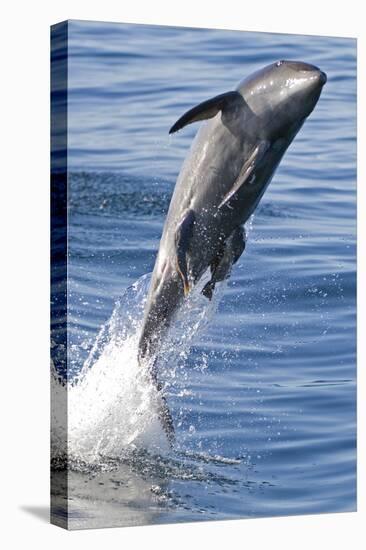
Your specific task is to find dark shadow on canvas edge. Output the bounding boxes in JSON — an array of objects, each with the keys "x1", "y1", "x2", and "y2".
[{"x1": 20, "y1": 506, "x2": 50, "y2": 523}]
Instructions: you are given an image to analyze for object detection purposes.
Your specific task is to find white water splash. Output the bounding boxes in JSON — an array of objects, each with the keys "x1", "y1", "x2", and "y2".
[{"x1": 51, "y1": 271, "x2": 225, "y2": 465}]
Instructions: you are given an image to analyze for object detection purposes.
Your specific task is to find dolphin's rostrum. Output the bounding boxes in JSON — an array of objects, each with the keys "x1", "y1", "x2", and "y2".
[{"x1": 138, "y1": 60, "x2": 327, "y2": 444}]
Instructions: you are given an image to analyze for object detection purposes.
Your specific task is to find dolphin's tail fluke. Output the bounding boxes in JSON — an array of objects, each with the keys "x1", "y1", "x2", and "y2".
[
  {"x1": 137, "y1": 267, "x2": 186, "y2": 447},
  {"x1": 155, "y1": 386, "x2": 175, "y2": 446},
  {"x1": 139, "y1": 354, "x2": 175, "y2": 447}
]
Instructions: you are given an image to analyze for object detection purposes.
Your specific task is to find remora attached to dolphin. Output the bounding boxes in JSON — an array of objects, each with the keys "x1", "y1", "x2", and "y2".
[{"x1": 138, "y1": 60, "x2": 327, "y2": 443}]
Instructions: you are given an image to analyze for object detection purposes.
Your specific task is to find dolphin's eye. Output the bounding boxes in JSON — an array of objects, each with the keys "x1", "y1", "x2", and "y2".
[{"x1": 276, "y1": 60, "x2": 284, "y2": 67}]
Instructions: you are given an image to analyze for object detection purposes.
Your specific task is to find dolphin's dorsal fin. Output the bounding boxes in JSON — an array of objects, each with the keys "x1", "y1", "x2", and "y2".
[
  {"x1": 218, "y1": 140, "x2": 270, "y2": 210},
  {"x1": 169, "y1": 91, "x2": 244, "y2": 134}
]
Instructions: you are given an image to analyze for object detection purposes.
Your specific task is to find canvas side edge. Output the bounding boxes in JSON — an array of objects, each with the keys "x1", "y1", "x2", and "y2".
[{"x1": 50, "y1": 20, "x2": 69, "y2": 530}]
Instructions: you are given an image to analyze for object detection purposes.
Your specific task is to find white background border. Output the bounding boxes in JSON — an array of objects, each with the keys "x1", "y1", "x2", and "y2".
[{"x1": 1, "y1": 1, "x2": 364, "y2": 548}]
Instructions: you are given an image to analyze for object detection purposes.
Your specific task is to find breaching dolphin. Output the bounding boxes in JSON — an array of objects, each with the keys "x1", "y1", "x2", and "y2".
[{"x1": 138, "y1": 60, "x2": 326, "y2": 443}]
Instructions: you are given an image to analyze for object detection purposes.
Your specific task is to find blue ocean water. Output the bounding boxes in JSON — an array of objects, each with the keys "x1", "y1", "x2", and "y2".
[{"x1": 52, "y1": 20, "x2": 356, "y2": 528}]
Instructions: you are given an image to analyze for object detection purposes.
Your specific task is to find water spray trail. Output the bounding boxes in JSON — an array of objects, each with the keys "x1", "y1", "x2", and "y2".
[{"x1": 51, "y1": 268, "x2": 227, "y2": 466}]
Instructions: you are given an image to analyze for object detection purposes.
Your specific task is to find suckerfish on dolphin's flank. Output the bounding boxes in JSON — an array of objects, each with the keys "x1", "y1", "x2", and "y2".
[{"x1": 138, "y1": 60, "x2": 327, "y2": 444}]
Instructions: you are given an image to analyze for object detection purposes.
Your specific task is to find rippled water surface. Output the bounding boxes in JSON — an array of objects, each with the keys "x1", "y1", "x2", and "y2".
[{"x1": 51, "y1": 20, "x2": 356, "y2": 529}]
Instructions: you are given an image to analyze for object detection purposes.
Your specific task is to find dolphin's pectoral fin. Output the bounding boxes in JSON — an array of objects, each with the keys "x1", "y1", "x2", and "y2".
[
  {"x1": 175, "y1": 209, "x2": 196, "y2": 296},
  {"x1": 201, "y1": 280, "x2": 215, "y2": 301},
  {"x1": 169, "y1": 91, "x2": 244, "y2": 134},
  {"x1": 218, "y1": 140, "x2": 270, "y2": 210},
  {"x1": 202, "y1": 226, "x2": 246, "y2": 300}
]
